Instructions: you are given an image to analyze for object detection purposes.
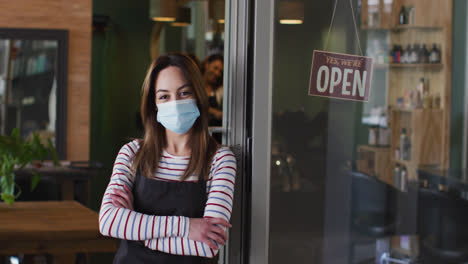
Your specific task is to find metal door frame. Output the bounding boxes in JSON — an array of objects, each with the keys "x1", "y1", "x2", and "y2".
[{"x1": 225, "y1": 0, "x2": 273, "y2": 263}]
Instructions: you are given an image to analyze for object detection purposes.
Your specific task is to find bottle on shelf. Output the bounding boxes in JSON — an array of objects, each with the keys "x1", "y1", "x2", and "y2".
[
  {"x1": 368, "y1": 126, "x2": 378, "y2": 146},
  {"x1": 411, "y1": 44, "x2": 421, "y2": 64},
  {"x1": 400, "y1": 166, "x2": 408, "y2": 192},
  {"x1": 407, "y1": 6, "x2": 415, "y2": 25},
  {"x1": 416, "y1": 78, "x2": 425, "y2": 108},
  {"x1": 400, "y1": 128, "x2": 411, "y2": 160},
  {"x1": 378, "y1": 126, "x2": 390, "y2": 146},
  {"x1": 394, "y1": 165, "x2": 401, "y2": 187},
  {"x1": 368, "y1": 5, "x2": 380, "y2": 28},
  {"x1": 420, "y1": 44, "x2": 430, "y2": 63},
  {"x1": 399, "y1": 6, "x2": 407, "y2": 25},
  {"x1": 430, "y1": 43, "x2": 441, "y2": 63},
  {"x1": 422, "y1": 78, "x2": 432, "y2": 109},
  {"x1": 393, "y1": 45, "x2": 402, "y2": 63},
  {"x1": 392, "y1": 45, "x2": 398, "y2": 63},
  {"x1": 402, "y1": 44, "x2": 411, "y2": 63}
]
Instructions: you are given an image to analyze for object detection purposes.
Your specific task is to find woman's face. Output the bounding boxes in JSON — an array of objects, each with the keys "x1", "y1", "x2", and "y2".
[
  {"x1": 155, "y1": 66, "x2": 195, "y2": 105},
  {"x1": 204, "y1": 59, "x2": 223, "y2": 86}
]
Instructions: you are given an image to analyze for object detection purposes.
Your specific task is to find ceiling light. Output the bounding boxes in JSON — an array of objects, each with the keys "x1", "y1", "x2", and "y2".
[
  {"x1": 278, "y1": 1, "x2": 304, "y2": 25},
  {"x1": 209, "y1": 0, "x2": 225, "y2": 24},
  {"x1": 172, "y1": 7, "x2": 191, "y2": 26},
  {"x1": 150, "y1": 0, "x2": 177, "y2": 22}
]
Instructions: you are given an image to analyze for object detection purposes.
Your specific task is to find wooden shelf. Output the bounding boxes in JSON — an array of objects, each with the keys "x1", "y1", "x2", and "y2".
[
  {"x1": 359, "y1": 145, "x2": 391, "y2": 152},
  {"x1": 391, "y1": 109, "x2": 443, "y2": 166},
  {"x1": 392, "y1": 108, "x2": 443, "y2": 113},
  {"x1": 362, "y1": 25, "x2": 442, "y2": 31},
  {"x1": 389, "y1": 63, "x2": 443, "y2": 69},
  {"x1": 360, "y1": 0, "x2": 452, "y2": 169},
  {"x1": 392, "y1": 159, "x2": 419, "y2": 181},
  {"x1": 374, "y1": 63, "x2": 443, "y2": 70},
  {"x1": 393, "y1": 159, "x2": 412, "y2": 167},
  {"x1": 357, "y1": 145, "x2": 393, "y2": 186},
  {"x1": 391, "y1": 25, "x2": 443, "y2": 31},
  {"x1": 361, "y1": 26, "x2": 391, "y2": 31}
]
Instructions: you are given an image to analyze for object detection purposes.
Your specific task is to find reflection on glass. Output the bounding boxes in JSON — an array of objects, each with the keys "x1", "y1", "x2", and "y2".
[
  {"x1": 269, "y1": 0, "x2": 466, "y2": 263},
  {"x1": 0, "y1": 39, "x2": 58, "y2": 145}
]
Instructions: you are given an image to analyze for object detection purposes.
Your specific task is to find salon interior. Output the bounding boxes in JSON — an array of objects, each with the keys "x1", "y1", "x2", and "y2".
[{"x1": 1, "y1": 0, "x2": 468, "y2": 264}]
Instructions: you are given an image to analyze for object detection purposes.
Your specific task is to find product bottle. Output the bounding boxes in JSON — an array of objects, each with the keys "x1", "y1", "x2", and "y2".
[
  {"x1": 407, "y1": 6, "x2": 415, "y2": 24},
  {"x1": 399, "y1": 6, "x2": 407, "y2": 25},
  {"x1": 402, "y1": 44, "x2": 411, "y2": 63},
  {"x1": 401, "y1": 166, "x2": 408, "y2": 192},
  {"x1": 422, "y1": 79, "x2": 431, "y2": 108},
  {"x1": 392, "y1": 45, "x2": 398, "y2": 63},
  {"x1": 420, "y1": 44, "x2": 430, "y2": 63},
  {"x1": 412, "y1": 44, "x2": 420, "y2": 63},
  {"x1": 400, "y1": 128, "x2": 411, "y2": 160},
  {"x1": 416, "y1": 78, "x2": 425, "y2": 108},
  {"x1": 369, "y1": 126, "x2": 378, "y2": 145},
  {"x1": 430, "y1": 43, "x2": 441, "y2": 63},
  {"x1": 394, "y1": 165, "x2": 401, "y2": 187},
  {"x1": 396, "y1": 45, "x2": 403, "y2": 63}
]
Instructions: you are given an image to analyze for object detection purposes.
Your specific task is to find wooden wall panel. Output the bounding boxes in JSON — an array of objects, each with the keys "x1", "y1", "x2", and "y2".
[{"x1": 0, "y1": 0, "x2": 92, "y2": 160}]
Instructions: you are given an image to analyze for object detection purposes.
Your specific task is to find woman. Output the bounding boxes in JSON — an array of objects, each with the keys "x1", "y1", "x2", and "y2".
[
  {"x1": 201, "y1": 54, "x2": 224, "y2": 127},
  {"x1": 99, "y1": 53, "x2": 236, "y2": 263}
]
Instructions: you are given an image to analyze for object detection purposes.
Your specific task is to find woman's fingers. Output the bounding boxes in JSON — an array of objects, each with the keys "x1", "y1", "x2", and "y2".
[
  {"x1": 210, "y1": 225, "x2": 227, "y2": 241},
  {"x1": 114, "y1": 189, "x2": 131, "y2": 203},
  {"x1": 202, "y1": 237, "x2": 218, "y2": 250},
  {"x1": 110, "y1": 193, "x2": 132, "y2": 209},
  {"x1": 188, "y1": 218, "x2": 231, "y2": 248},
  {"x1": 207, "y1": 231, "x2": 225, "y2": 245},
  {"x1": 113, "y1": 189, "x2": 134, "y2": 209},
  {"x1": 123, "y1": 185, "x2": 133, "y2": 201},
  {"x1": 111, "y1": 198, "x2": 126, "y2": 208},
  {"x1": 207, "y1": 217, "x2": 232, "y2": 228}
]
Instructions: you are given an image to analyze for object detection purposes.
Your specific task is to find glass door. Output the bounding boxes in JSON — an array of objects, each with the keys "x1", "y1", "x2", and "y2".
[
  {"x1": 251, "y1": 0, "x2": 364, "y2": 262},
  {"x1": 250, "y1": 0, "x2": 468, "y2": 263}
]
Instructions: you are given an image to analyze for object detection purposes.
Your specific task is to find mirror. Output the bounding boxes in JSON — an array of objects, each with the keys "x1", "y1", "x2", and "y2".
[{"x1": 0, "y1": 28, "x2": 68, "y2": 158}]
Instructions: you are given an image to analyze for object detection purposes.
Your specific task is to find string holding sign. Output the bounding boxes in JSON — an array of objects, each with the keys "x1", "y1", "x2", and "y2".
[
  {"x1": 308, "y1": 0, "x2": 373, "y2": 102},
  {"x1": 323, "y1": 0, "x2": 363, "y2": 56}
]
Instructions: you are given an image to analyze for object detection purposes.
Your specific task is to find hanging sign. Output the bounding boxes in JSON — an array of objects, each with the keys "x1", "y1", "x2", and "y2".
[{"x1": 308, "y1": 50, "x2": 373, "y2": 102}]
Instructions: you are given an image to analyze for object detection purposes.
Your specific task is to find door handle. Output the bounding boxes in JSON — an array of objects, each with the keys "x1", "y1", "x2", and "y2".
[{"x1": 208, "y1": 126, "x2": 228, "y2": 135}]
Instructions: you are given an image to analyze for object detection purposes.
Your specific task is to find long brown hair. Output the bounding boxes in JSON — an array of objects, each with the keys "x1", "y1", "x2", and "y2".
[{"x1": 132, "y1": 53, "x2": 219, "y2": 180}]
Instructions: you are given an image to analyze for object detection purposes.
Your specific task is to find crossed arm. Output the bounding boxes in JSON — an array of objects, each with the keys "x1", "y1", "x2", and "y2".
[{"x1": 99, "y1": 143, "x2": 236, "y2": 257}]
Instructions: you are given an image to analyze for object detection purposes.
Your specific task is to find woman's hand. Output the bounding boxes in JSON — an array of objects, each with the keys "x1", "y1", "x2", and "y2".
[
  {"x1": 109, "y1": 185, "x2": 134, "y2": 210},
  {"x1": 188, "y1": 218, "x2": 232, "y2": 249}
]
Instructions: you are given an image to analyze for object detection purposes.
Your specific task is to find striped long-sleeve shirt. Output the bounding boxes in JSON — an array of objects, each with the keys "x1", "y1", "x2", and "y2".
[{"x1": 98, "y1": 140, "x2": 237, "y2": 258}]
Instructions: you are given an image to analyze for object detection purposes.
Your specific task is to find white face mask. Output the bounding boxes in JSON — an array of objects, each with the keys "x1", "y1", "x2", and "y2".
[{"x1": 156, "y1": 99, "x2": 200, "y2": 134}]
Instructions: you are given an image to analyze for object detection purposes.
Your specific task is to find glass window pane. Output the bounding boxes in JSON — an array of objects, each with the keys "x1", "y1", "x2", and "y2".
[{"x1": 269, "y1": 0, "x2": 467, "y2": 263}]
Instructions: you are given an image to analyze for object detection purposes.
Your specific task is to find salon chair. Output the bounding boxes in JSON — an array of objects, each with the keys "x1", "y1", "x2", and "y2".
[
  {"x1": 350, "y1": 171, "x2": 398, "y2": 263},
  {"x1": 418, "y1": 187, "x2": 468, "y2": 264}
]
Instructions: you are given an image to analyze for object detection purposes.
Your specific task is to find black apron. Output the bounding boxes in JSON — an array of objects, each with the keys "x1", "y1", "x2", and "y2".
[{"x1": 113, "y1": 169, "x2": 210, "y2": 264}]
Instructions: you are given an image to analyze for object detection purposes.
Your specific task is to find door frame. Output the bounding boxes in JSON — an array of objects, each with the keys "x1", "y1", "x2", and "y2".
[
  {"x1": 225, "y1": 0, "x2": 274, "y2": 263},
  {"x1": 223, "y1": 0, "x2": 274, "y2": 264},
  {"x1": 248, "y1": 0, "x2": 274, "y2": 264}
]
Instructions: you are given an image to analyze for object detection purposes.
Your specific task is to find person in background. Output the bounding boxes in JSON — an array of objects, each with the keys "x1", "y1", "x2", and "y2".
[
  {"x1": 201, "y1": 54, "x2": 224, "y2": 127},
  {"x1": 99, "y1": 53, "x2": 236, "y2": 263},
  {"x1": 186, "y1": 52, "x2": 202, "y2": 71}
]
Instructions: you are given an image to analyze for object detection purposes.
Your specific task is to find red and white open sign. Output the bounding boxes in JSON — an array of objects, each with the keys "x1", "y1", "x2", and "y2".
[{"x1": 308, "y1": 50, "x2": 373, "y2": 102}]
